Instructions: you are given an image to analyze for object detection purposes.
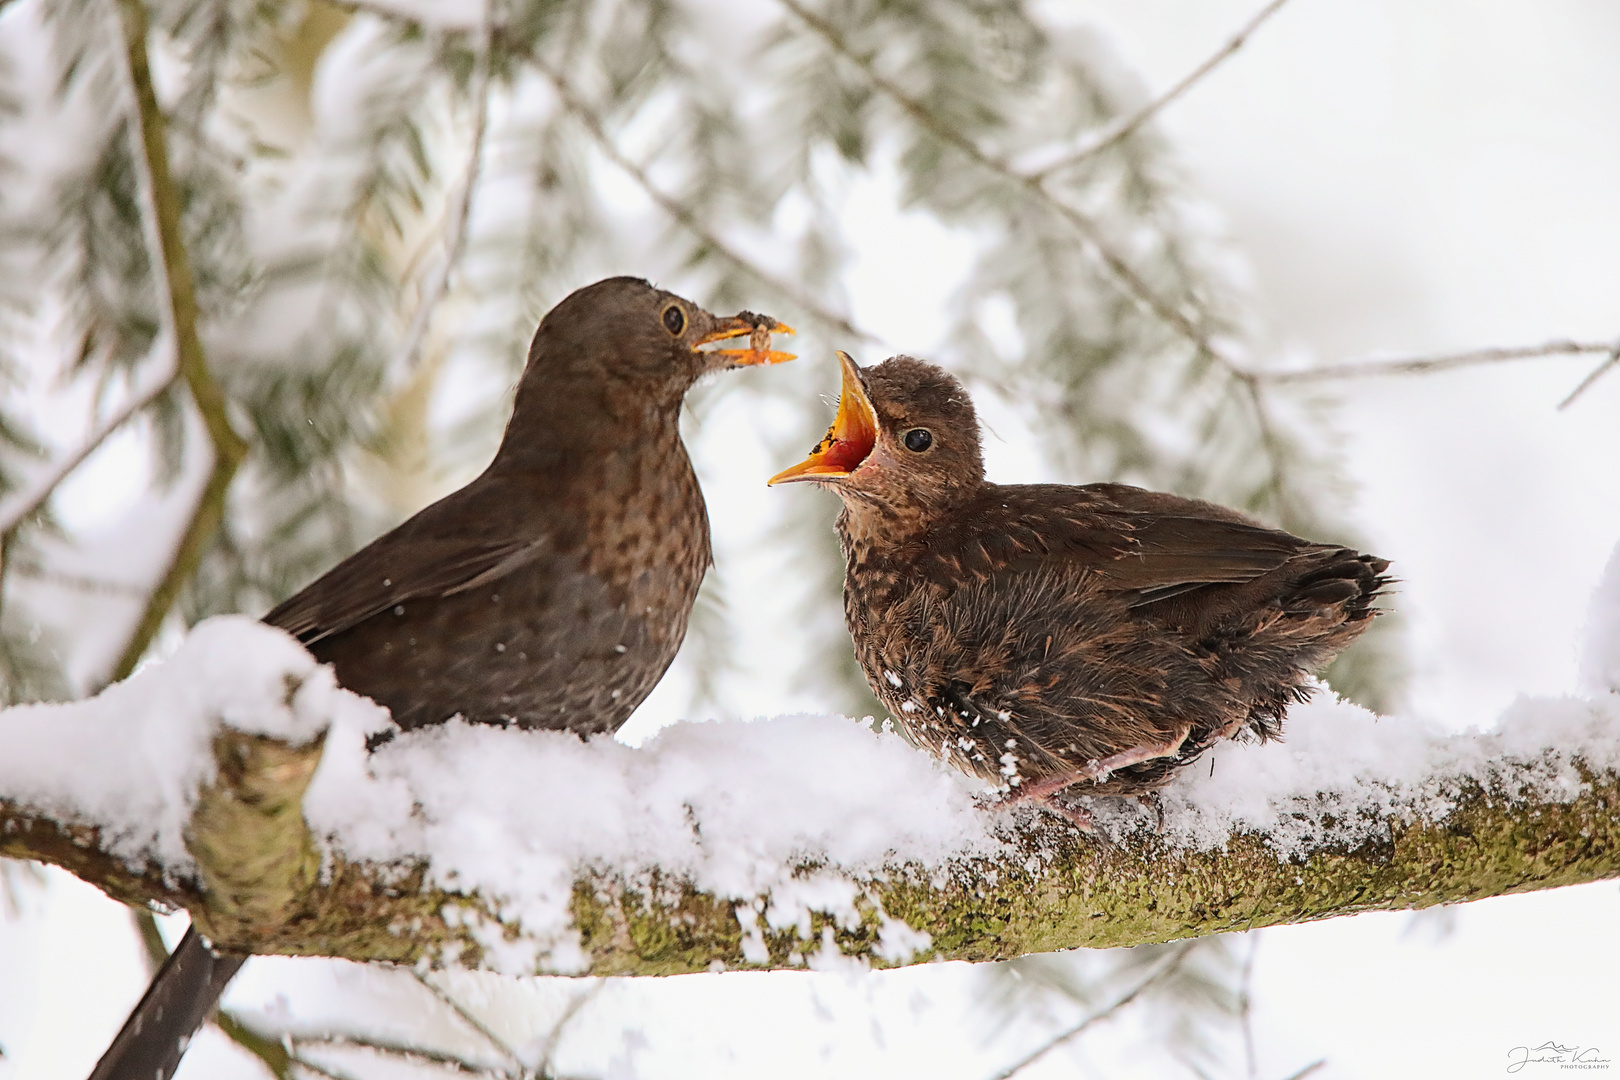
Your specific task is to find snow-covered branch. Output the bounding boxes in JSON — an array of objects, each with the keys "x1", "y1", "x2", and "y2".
[{"x1": 2, "y1": 607, "x2": 1619, "y2": 978}]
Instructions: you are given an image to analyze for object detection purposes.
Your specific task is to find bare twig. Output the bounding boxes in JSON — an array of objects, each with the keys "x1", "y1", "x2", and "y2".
[
  {"x1": 216, "y1": 1011, "x2": 295, "y2": 1079},
  {"x1": 1028, "y1": 0, "x2": 1295, "y2": 179},
  {"x1": 1280, "y1": 1060, "x2": 1328, "y2": 1080},
  {"x1": 1239, "y1": 376, "x2": 1294, "y2": 518},
  {"x1": 133, "y1": 909, "x2": 169, "y2": 973},
  {"x1": 1240, "y1": 934, "x2": 1260, "y2": 1080},
  {"x1": 986, "y1": 941, "x2": 1199, "y2": 1080},
  {"x1": 1557, "y1": 340, "x2": 1620, "y2": 410},
  {"x1": 3, "y1": 562, "x2": 148, "y2": 596},
  {"x1": 332, "y1": 0, "x2": 880, "y2": 342},
  {"x1": 112, "y1": 0, "x2": 250, "y2": 684},
  {"x1": 286, "y1": 1054, "x2": 360, "y2": 1080},
  {"x1": 534, "y1": 981, "x2": 605, "y2": 1075},
  {"x1": 0, "y1": 365, "x2": 178, "y2": 536},
  {"x1": 535, "y1": 61, "x2": 879, "y2": 345},
  {"x1": 775, "y1": 0, "x2": 1218, "y2": 363},
  {"x1": 395, "y1": 12, "x2": 494, "y2": 377},
  {"x1": 411, "y1": 970, "x2": 525, "y2": 1068},
  {"x1": 292, "y1": 1032, "x2": 489, "y2": 1075},
  {"x1": 1258, "y1": 339, "x2": 1615, "y2": 385}
]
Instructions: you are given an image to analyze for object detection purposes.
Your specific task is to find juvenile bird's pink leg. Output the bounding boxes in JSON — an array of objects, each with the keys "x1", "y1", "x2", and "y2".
[{"x1": 1013, "y1": 725, "x2": 1193, "y2": 803}]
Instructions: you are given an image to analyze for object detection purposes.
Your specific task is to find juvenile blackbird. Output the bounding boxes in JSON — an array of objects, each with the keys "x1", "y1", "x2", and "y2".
[
  {"x1": 771, "y1": 352, "x2": 1388, "y2": 807},
  {"x1": 90, "y1": 277, "x2": 793, "y2": 1080}
]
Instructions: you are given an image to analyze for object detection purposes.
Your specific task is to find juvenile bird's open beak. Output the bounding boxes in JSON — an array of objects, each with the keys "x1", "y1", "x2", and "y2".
[
  {"x1": 769, "y1": 350, "x2": 879, "y2": 485},
  {"x1": 699, "y1": 315, "x2": 796, "y2": 367}
]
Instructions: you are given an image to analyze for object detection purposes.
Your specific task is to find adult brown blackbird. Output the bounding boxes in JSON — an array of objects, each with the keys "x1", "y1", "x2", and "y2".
[
  {"x1": 90, "y1": 277, "x2": 792, "y2": 1080},
  {"x1": 771, "y1": 351, "x2": 1388, "y2": 808}
]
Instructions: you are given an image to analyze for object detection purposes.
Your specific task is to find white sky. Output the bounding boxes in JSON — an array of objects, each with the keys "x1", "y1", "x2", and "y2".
[{"x1": 4, "y1": 1, "x2": 1620, "y2": 1077}]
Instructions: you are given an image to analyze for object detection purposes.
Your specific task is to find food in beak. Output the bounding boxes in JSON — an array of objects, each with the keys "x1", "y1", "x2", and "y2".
[
  {"x1": 701, "y1": 315, "x2": 796, "y2": 366},
  {"x1": 769, "y1": 351, "x2": 879, "y2": 484}
]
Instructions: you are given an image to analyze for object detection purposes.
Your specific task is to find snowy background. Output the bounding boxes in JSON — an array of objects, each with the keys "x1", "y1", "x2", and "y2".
[{"x1": 3, "y1": 0, "x2": 1620, "y2": 1077}]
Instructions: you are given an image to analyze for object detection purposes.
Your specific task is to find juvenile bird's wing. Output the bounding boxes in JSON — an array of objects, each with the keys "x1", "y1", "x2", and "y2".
[
  {"x1": 265, "y1": 476, "x2": 557, "y2": 646},
  {"x1": 1093, "y1": 515, "x2": 1308, "y2": 606},
  {"x1": 966, "y1": 483, "x2": 1315, "y2": 609}
]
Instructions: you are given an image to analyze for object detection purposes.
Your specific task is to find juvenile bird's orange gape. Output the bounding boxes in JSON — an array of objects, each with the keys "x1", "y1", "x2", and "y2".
[
  {"x1": 772, "y1": 351, "x2": 1388, "y2": 811},
  {"x1": 91, "y1": 277, "x2": 793, "y2": 1080}
]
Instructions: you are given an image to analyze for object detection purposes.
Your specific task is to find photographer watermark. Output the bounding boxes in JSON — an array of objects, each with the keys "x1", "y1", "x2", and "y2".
[{"x1": 1507, "y1": 1043, "x2": 1612, "y2": 1073}]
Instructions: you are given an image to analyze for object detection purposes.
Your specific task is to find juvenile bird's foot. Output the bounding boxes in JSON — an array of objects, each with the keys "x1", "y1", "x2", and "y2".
[
  {"x1": 975, "y1": 786, "x2": 1100, "y2": 834},
  {"x1": 1039, "y1": 797, "x2": 1097, "y2": 833},
  {"x1": 1008, "y1": 726, "x2": 1194, "y2": 803},
  {"x1": 1079, "y1": 728, "x2": 1192, "y2": 784}
]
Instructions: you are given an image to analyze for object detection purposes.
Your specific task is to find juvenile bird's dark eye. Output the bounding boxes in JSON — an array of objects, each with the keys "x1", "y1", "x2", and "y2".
[
  {"x1": 661, "y1": 304, "x2": 686, "y2": 336},
  {"x1": 903, "y1": 428, "x2": 933, "y2": 452}
]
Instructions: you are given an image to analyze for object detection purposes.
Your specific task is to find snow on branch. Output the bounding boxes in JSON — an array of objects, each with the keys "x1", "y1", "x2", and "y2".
[{"x1": 4, "y1": 544, "x2": 1620, "y2": 977}]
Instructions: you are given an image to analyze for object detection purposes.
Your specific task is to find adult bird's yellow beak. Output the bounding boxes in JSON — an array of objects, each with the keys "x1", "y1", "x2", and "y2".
[{"x1": 769, "y1": 350, "x2": 880, "y2": 484}]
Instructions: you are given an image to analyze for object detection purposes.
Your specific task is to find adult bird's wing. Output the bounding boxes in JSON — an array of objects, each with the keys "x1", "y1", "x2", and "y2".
[{"x1": 264, "y1": 475, "x2": 557, "y2": 646}]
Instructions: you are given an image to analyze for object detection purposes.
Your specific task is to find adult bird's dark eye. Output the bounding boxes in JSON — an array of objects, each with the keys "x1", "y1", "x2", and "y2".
[
  {"x1": 662, "y1": 304, "x2": 686, "y2": 336},
  {"x1": 903, "y1": 428, "x2": 933, "y2": 452}
]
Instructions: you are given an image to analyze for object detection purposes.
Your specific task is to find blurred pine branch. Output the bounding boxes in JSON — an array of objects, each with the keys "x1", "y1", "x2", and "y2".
[{"x1": 0, "y1": 0, "x2": 1452, "y2": 1074}]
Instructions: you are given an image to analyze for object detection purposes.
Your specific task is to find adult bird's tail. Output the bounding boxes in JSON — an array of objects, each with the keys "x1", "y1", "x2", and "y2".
[{"x1": 88, "y1": 926, "x2": 244, "y2": 1080}]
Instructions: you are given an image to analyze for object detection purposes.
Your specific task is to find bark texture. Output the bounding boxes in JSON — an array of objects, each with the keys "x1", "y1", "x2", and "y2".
[{"x1": 3, "y1": 725, "x2": 1616, "y2": 976}]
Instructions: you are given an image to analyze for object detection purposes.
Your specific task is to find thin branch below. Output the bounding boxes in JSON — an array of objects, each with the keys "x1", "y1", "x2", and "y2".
[
  {"x1": 987, "y1": 941, "x2": 1198, "y2": 1080},
  {"x1": 411, "y1": 970, "x2": 526, "y2": 1069},
  {"x1": 1281, "y1": 1060, "x2": 1328, "y2": 1080},
  {"x1": 291, "y1": 1033, "x2": 490, "y2": 1076}
]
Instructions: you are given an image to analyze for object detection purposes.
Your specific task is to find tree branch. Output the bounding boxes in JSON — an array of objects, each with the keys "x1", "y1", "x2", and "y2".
[
  {"x1": 1257, "y1": 339, "x2": 1616, "y2": 385},
  {"x1": 988, "y1": 940, "x2": 1198, "y2": 1080},
  {"x1": 410, "y1": 970, "x2": 526, "y2": 1069},
  {"x1": 112, "y1": 0, "x2": 250, "y2": 683},
  {"x1": 0, "y1": 803, "x2": 191, "y2": 910},
  {"x1": 1557, "y1": 340, "x2": 1620, "y2": 410},
  {"x1": 395, "y1": 16, "x2": 494, "y2": 378},
  {"x1": 215, "y1": 1011, "x2": 295, "y2": 1079},
  {"x1": 775, "y1": 0, "x2": 1219, "y2": 364},
  {"x1": 4, "y1": 723, "x2": 1617, "y2": 977},
  {"x1": 533, "y1": 61, "x2": 880, "y2": 345},
  {"x1": 1027, "y1": 0, "x2": 1296, "y2": 180},
  {"x1": 0, "y1": 364, "x2": 178, "y2": 537},
  {"x1": 290, "y1": 1033, "x2": 491, "y2": 1076}
]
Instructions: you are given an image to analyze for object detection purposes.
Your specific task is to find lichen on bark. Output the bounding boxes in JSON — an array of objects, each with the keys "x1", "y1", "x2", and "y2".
[{"x1": 2, "y1": 732, "x2": 1617, "y2": 977}]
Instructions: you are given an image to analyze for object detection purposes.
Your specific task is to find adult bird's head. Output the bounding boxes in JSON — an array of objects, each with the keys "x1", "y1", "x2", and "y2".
[
  {"x1": 769, "y1": 352, "x2": 984, "y2": 519},
  {"x1": 519, "y1": 276, "x2": 794, "y2": 404}
]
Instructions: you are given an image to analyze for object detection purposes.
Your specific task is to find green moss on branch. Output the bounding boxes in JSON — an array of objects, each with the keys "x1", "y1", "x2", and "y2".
[{"x1": 5, "y1": 757, "x2": 1617, "y2": 976}]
